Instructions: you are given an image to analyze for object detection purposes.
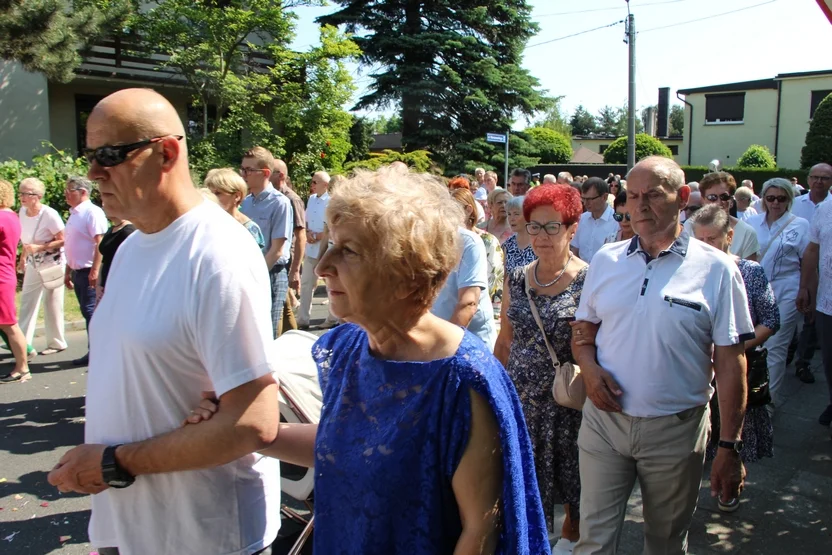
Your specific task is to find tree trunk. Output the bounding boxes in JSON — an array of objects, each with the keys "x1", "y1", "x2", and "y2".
[{"x1": 400, "y1": 0, "x2": 424, "y2": 152}]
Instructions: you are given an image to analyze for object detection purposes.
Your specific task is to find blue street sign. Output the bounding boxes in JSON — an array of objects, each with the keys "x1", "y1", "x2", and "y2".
[{"x1": 486, "y1": 133, "x2": 507, "y2": 144}]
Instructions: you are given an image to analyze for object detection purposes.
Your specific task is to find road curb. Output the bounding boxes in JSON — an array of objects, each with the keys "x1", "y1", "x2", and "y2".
[{"x1": 33, "y1": 319, "x2": 86, "y2": 338}]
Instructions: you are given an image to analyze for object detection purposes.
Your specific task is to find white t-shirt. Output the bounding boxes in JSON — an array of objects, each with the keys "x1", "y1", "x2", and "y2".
[
  {"x1": 571, "y1": 205, "x2": 620, "y2": 263},
  {"x1": 305, "y1": 191, "x2": 329, "y2": 259},
  {"x1": 810, "y1": 201, "x2": 832, "y2": 316},
  {"x1": 19, "y1": 205, "x2": 65, "y2": 266},
  {"x1": 737, "y1": 207, "x2": 758, "y2": 221},
  {"x1": 85, "y1": 201, "x2": 280, "y2": 554},
  {"x1": 747, "y1": 212, "x2": 810, "y2": 304},
  {"x1": 65, "y1": 200, "x2": 108, "y2": 270},
  {"x1": 791, "y1": 193, "x2": 829, "y2": 224},
  {"x1": 576, "y1": 233, "x2": 754, "y2": 417}
]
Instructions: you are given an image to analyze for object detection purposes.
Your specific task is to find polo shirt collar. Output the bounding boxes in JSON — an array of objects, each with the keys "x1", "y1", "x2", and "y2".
[
  {"x1": 253, "y1": 184, "x2": 276, "y2": 203},
  {"x1": 70, "y1": 199, "x2": 92, "y2": 215},
  {"x1": 592, "y1": 205, "x2": 614, "y2": 222},
  {"x1": 626, "y1": 230, "x2": 690, "y2": 262}
]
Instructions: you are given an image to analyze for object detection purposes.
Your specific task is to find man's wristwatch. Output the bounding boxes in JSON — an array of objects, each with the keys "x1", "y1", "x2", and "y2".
[
  {"x1": 101, "y1": 445, "x2": 135, "y2": 488},
  {"x1": 717, "y1": 440, "x2": 744, "y2": 454}
]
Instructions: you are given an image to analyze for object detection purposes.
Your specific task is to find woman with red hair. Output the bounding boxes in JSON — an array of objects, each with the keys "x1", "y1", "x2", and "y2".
[{"x1": 494, "y1": 184, "x2": 587, "y2": 553}]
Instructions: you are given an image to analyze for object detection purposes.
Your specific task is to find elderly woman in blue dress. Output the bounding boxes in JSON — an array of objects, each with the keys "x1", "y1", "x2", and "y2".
[{"x1": 188, "y1": 165, "x2": 548, "y2": 553}]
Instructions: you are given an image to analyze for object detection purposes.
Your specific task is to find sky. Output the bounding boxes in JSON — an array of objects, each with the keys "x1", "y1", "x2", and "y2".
[{"x1": 288, "y1": 0, "x2": 832, "y2": 126}]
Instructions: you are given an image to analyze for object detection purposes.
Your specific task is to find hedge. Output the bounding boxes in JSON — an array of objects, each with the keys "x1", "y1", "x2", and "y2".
[{"x1": 681, "y1": 166, "x2": 808, "y2": 194}]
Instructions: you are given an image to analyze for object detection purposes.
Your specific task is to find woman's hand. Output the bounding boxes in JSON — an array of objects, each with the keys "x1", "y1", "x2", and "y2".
[
  {"x1": 582, "y1": 363, "x2": 623, "y2": 413},
  {"x1": 182, "y1": 391, "x2": 219, "y2": 426},
  {"x1": 570, "y1": 320, "x2": 599, "y2": 347}
]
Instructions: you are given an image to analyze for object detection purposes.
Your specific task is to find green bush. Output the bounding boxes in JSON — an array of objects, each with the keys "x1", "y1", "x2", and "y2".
[
  {"x1": 681, "y1": 166, "x2": 807, "y2": 194},
  {"x1": 603, "y1": 133, "x2": 673, "y2": 164},
  {"x1": 344, "y1": 149, "x2": 436, "y2": 174},
  {"x1": 801, "y1": 92, "x2": 832, "y2": 169},
  {"x1": 0, "y1": 145, "x2": 92, "y2": 219},
  {"x1": 736, "y1": 144, "x2": 776, "y2": 169},
  {"x1": 523, "y1": 127, "x2": 573, "y2": 164}
]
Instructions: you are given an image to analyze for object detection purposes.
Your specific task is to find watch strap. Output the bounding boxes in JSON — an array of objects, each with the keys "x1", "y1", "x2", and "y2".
[{"x1": 717, "y1": 440, "x2": 742, "y2": 452}]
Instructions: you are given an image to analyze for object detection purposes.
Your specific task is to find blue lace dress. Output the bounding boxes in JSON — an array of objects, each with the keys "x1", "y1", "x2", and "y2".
[
  {"x1": 311, "y1": 323, "x2": 549, "y2": 554},
  {"x1": 707, "y1": 259, "x2": 779, "y2": 463},
  {"x1": 503, "y1": 234, "x2": 537, "y2": 275}
]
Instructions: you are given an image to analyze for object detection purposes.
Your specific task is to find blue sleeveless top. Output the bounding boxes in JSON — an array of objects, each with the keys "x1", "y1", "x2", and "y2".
[{"x1": 311, "y1": 323, "x2": 548, "y2": 554}]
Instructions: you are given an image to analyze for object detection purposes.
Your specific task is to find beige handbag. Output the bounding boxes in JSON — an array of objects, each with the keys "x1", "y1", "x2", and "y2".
[
  {"x1": 523, "y1": 263, "x2": 587, "y2": 411},
  {"x1": 29, "y1": 211, "x2": 65, "y2": 290}
]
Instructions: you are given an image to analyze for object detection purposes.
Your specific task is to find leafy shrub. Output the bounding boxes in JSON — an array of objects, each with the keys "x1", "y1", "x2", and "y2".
[
  {"x1": 344, "y1": 149, "x2": 436, "y2": 174},
  {"x1": 680, "y1": 166, "x2": 807, "y2": 194},
  {"x1": 522, "y1": 127, "x2": 573, "y2": 164},
  {"x1": 736, "y1": 144, "x2": 776, "y2": 169},
  {"x1": 801, "y1": 92, "x2": 832, "y2": 169},
  {"x1": 0, "y1": 145, "x2": 92, "y2": 219},
  {"x1": 602, "y1": 133, "x2": 672, "y2": 164}
]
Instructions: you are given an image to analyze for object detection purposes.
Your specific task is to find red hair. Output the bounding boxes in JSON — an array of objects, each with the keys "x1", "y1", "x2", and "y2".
[
  {"x1": 523, "y1": 184, "x2": 582, "y2": 226},
  {"x1": 448, "y1": 176, "x2": 471, "y2": 191}
]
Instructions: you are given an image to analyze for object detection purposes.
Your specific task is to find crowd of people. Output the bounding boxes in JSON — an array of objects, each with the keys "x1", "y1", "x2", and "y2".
[{"x1": 0, "y1": 87, "x2": 827, "y2": 555}]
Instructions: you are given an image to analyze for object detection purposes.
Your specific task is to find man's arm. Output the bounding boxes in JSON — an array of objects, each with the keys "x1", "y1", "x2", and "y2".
[
  {"x1": 89, "y1": 234, "x2": 104, "y2": 288},
  {"x1": 264, "y1": 238, "x2": 286, "y2": 270},
  {"x1": 450, "y1": 286, "x2": 481, "y2": 328},
  {"x1": 289, "y1": 227, "x2": 305, "y2": 289},
  {"x1": 710, "y1": 342, "x2": 747, "y2": 502},
  {"x1": 797, "y1": 242, "x2": 820, "y2": 313},
  {"x1": 47, "y1": 375, "x2": 279, "y2": 493}
]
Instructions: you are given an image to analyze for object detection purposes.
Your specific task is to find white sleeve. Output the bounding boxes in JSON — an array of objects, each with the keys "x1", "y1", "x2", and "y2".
[
  {"x1": 89, "y1": 208, "x2": 109, "y2": 237},
  {"x1": 575, "y1": 260, "x2": 601, "y2": 324},
  {"x1": 740, "y1": 225, "x2": 759, "y2": 259},
  {"x1": 712, "y1": 263, "x2": 754, "y2": 347},
  {"x1": 46, "y1": 208, "x2": 65, "y2": 235},
  {"x1": 570, "y1": 216, "x2": 583, "y2": 248},
  {"x1": 796, "y1": 219, "x2": 811, "y2": 257},
  {"x1": 192, "y1": 260, "x2": 276, "y2": 397}
]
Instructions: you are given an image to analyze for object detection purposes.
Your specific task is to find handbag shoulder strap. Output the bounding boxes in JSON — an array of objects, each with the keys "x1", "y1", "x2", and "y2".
[
  {"x1": 523, "y1": 263, "x2": 561, "y2": 369},
  {"x1": 759, "y1": 214, "x2": 795, "y2": 260}
]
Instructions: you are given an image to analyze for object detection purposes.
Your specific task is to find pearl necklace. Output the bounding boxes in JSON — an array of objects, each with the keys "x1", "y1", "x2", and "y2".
[{"x1": 533, "y1": 253, "x2": 573, "y2": 288}]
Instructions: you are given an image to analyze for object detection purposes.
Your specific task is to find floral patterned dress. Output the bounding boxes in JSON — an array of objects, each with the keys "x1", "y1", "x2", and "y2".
[
  {"x1": 707, "y1": 258, "x2": 779, "y2": 463},
  {"x1": 502, "y1": 234, "x2": 537, "y2": 275},
  {"x1": 506, "y1": 265, "x2": 586, "y2": 529},
  {"x1": 474, "y1": 228, "x2": 504, "y2": 301}
]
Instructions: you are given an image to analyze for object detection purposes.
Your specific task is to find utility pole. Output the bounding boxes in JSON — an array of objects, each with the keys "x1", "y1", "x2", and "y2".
[
  {"x1": 626, "y1": 10, "x2": 636, "y2": 171},
  {"x1": 504, "y1": 132, "x2": 510, "y2": 186}
]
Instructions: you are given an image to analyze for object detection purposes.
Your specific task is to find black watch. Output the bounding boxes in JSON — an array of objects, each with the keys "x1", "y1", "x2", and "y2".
[
  {"x1": 717, "y1": 440, "x2": 744, "y2": 454},
  {"x1": 101, "y1": 444, "x2": 135, "y2": 489}
]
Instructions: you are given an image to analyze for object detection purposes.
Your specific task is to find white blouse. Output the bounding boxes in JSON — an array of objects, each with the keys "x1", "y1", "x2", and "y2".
[{"x1": 747, "y1": 212, "x2": 810, "y2": 303}]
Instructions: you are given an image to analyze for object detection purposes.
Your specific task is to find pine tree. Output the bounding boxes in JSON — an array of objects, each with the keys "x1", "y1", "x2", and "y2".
[
  {"x1": 801, "y1": 93, "x2": 832, "y2": 169},
  {"x1": 318, "y1": 0, "x2": 548, "y2": 169},
  {"x1": 0, "y1": 0, "x2": 130, "y2": 83},
  {"x1": 570, "y1": 105, "x2": 597, "y2": 136}
]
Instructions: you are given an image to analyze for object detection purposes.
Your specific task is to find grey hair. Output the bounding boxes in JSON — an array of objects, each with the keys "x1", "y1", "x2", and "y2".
[
  {"x1": 507, "y1": 195, "x2": 525, "y2": 213},
  {"x1": 19, "y1": 177, "x2": 46, "y2": 197},
  {"x1": 734, "y1": 186, "x2": 754, "y2": 203},
  {"x1": 687, "y1": 181, "x2": 699, "y2": 192},
  {"x1": 689, "y1": 204, "x2": 730, "y2": 235},
  {"x1": 761, "y1": 177, "x2": 795, "y2": 211},
  {"x1": 67, "y1": 176, "x2": 94, "y2": 193},
  {"x1": 487, "y1": 187, "x2": 512, "y2": 205},
  {"x1": 629, "y1": 156, "x2": 685, "y2": 191},
  {"x1": 542, "y1": 174, "x2": 556, "y2": 184}
]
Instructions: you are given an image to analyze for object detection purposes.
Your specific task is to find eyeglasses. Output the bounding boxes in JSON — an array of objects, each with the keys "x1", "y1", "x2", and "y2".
[
  {"x1": 526, "y1": 222, "x2": 564, "y2": 236},
  {"x1": 765, "y1": 195, "x2": 788, "y2": 204},
  {"x1": 613, "y1": 213, "x2": 631, "y2": 222},
  {"x1": 19, "y1": 191, "x2": 39, "y2": 197},
  {"x1": 685, "y1": 205, "x2": 702, "y2": 214},
  {"x1": 83, "y1": 135, "x2": 183, "y2": 167},
  {"x1": 581, "y1": 194, "x2": 603, "y2": 203},
  {"x1": 240, "y1": 167, "x2": 265, "y2": 176},
  {"x1": 808, "y1": 175, "x2": 831, "y2": 182},
  {"x1": 705, "y1": 193, "x2": 733, "y2": 203},
  {"x1": 66, "y1": 188, "x2": 86, "y2": 194}
]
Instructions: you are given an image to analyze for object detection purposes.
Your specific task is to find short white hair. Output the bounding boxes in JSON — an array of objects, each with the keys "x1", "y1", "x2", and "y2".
[
  {"x1": 19, "y1": 177, "x2": 46, "y2": 197},
  {"x1": 734, "y1": 186, "x2": 754, "y2": 203},
  {"x1": 542, "y1": 174, "x2": 556, "y2": 184}
]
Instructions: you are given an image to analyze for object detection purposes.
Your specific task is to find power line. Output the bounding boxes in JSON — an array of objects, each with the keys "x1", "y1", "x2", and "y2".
[
  {"x1": 639, "y1": 0, "x2": 779, "y2": 33},
  {"x1": 536, "y1": 0, "x2": 686, "y2": 18},
  {"x1": 527, "y1": 19, "x2": 626, "y2": 49}
]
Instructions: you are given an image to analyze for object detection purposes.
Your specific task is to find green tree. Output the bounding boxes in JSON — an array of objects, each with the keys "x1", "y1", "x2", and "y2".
[
  {"x1": 736, "y1": 144, "x2": 776, "y2": 169},
  {"x1": 669, "y1": 104, "x2": 685, "y2": 136},
  {"x1": 596, "y1": 105, "x2": 619, "y2": 135},
  {"x1": 570, "y1": 105, "x2": 597, "y2": 135},
  {"x1": 345, "y1": 149, "x2": 435, "y2": 173},
  {"x1": 0, "y1": 0, "x2": 131, "y2": 82},
  {"x1": 347, "y1": 117, "x2": 374, "y2": 163},
  {"x1": 523, "y1": 127, "x2": 573, "y2": 164},
  {"x1": 319, "y1": 0, "x2": 549, "y2": 169},
  {"x1": 801, "y1": 93, "x2": 832, "y2": 169},
  {"x1": 536, "y1": 96, "x2": 571, "y2": 137},
  {"x1": 603, "y1": 133, "x2": 673, "y2": 164},
  {"x1": 371, "y1": 115, "x2": 403, "y2": 134}
]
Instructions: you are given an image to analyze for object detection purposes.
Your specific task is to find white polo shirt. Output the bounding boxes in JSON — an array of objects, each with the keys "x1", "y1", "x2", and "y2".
[
  {"x1": 571, "y1": 205, "x2": 620, "y2": 263},
  {"x1": 576, "y1": 232, "x2": 754, "y2": 417},
  {"x1": 64, "y1": 200, "x2": 108, "y2": 270},
  {"x1": 304, "y1": 191, "x2": 329, "y2": 259},
  {"x1": 791, "y1": 192, "x2": 829, "y2": 224},
  {"x1": 810, "y1": 201, "x2": 832, "y2": 316}
]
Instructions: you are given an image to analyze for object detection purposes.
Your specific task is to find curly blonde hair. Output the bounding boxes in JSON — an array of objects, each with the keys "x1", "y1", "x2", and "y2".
[
  {"x1": 0, "y1": 180, "x2": 15, "y2": 209},
  {"x1": 204, "y1": 168, "x2": 248, "y2": 206},
  {"x1": 327, "y1": 165, "x2": 464, "y2": 311}
]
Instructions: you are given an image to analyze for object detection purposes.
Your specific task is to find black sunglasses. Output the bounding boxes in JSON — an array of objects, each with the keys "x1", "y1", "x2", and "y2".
[
  {"x1": 705, "y1": 193, "x2": 733, "y2": 202},
  {"x1": 83, "y1": 135, "x2": 183, "y2": 167},
  {"x1": 765, "y1": 195, "x2": 788, "y2": 204},
  {"x1": 613, "y1": 213, "x2": 631, "y2": 222}
]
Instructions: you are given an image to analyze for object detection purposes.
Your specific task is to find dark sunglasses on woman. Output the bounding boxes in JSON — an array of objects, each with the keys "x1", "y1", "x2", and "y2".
[
  {"x1": 613, "y1": 213, "x2": 631, "y2": 222},
  {"x1": 705, "y1": 193, "x2": 733, "y2": 202},
  {"x1": 83, "y1": 135, "x2": 183, "y2": 167},
  {"x1": 765, "y1": 195, "x2": 788, "y2": 204}
]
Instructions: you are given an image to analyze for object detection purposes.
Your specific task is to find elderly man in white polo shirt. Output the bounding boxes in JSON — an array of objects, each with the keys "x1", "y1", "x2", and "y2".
[
  {"x1": 572, "y1": 157, "x2": 754, "y2": 555},
  {"x1": 297, "y1": 170, "x2": 336, "y2": 329},
  {"x1": 571, "y1": 177, "x2": 619, "y2": 263},
  {"x1": 63, "y1": 176, "x2": 108, "y2": 366}
]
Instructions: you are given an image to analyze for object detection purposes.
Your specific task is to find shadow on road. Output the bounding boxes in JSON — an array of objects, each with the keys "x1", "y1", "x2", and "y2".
[
  {"x1": 0, "y1": 396, "x2": 85, "y2": 455},
  {"x1": 0, "y1": 509, "x2": 91, "y2": 552}
]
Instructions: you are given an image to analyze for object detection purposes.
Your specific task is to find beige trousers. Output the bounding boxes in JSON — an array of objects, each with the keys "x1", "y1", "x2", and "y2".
[
  {"x1": 574, "y1": 401, "x2": 710, "y2": 555},
  {"x1": 297, "y1": 255, "x2": 334, "y2": 326},
  {"x1": 18, "y1": 264, "x2": 67, "y2": 350}
]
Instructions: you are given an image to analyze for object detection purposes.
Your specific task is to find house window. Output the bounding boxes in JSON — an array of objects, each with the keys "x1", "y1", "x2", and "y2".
[
  {"x1": 668, "y1": 145, "x2": 679, "y2": 155},
  {"x1": 810, "y1": 90, "x2": 832, "y2": 119},
  {"x1": 705, "y1": 93, "x2": 745, "y2": 123},
  {"x1": 75, "y1": 95, "x2": 106, "y2": 156},
  {"x1": 599, "y1": 144, "x2": 608, "y2": 154}
]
